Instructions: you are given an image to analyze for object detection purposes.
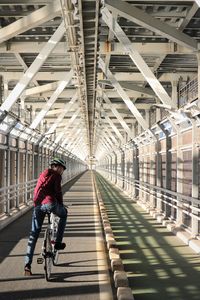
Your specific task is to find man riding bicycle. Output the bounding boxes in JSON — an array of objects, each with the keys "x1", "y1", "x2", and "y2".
[{"x1": 24, "y1": 157, "x2": 68, "y2": 276}]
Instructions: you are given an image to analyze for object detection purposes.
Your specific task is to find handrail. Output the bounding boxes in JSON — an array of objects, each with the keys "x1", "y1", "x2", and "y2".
[{"x1": 96, "y1": 167, "x2": 200, "y2": 234}]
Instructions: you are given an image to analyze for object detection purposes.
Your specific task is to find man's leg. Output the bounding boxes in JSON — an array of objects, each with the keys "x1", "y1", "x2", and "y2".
[
  {"x1": 54, "y1": 204, "x2": 67, "y2": 247},
  {"x1": 24, "y1": 206, "x2": 45, "y2": 271}
]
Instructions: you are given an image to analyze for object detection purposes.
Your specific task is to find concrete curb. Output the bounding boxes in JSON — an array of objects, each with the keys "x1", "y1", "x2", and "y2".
[{"x1": 93, "y1": 176, "x2": 134, "y2": 300}]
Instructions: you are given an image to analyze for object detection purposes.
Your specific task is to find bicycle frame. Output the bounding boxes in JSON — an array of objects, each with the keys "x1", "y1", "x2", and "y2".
[{"x1": 37, "y1": 212, "x2": 59, "y2": 281}]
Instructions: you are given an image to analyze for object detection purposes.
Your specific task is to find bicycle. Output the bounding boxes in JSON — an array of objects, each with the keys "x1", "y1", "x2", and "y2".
[{"x1": 37, "y1": 212, "x2": 59, "y2": 281}]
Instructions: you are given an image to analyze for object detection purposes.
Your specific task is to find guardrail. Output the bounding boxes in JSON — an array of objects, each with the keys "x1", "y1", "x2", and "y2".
[
  {"x1": 0, "y1": 179, "x2": 37, "y2": 217},
  {"x1": 0, "y1": 169, "x2": 87, "y2": 230},
  {"x1": 97, "y1": 168, "x2": 200, "y2": 237},
  {"x1": 179, "y1": 77, "x2": 198, "y2": 106}
]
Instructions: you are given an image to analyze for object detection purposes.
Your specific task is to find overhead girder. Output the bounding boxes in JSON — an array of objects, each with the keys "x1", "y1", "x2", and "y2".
[
  {"x1": 0, "y1": 71, "x2": 193, "y2": 82},
  {"x1": 102, "y1": 90, "x2": 134, "y2": 139},
  {"x1": 0, "y1": 21, "x2": 65, "y2": 114},
  {"x1": 104, "y1": 115, "x2": 125, "y2": 143},
  {"x1": 55, "y1": 108, "x2": 80, "y2": 144},
  {"x1": 0, "y1": 41, "x2": 194, "y2": 55},
  {"x1": 104, "y1": 0, "x2": 198, "y2": 50},
  {"x1": 99, "y1": 58, "x2": 149, "y2": 131},
  {"x1": 99, "y1": 80, "x2": 156, "y2": 97},
  {"x1": 30, "y1": 70, "x2": 73, "y2": 129},
  {"x1": 101, "y1": 7, "x2": 176, "y2": 110},
  {"x1": 22, "y1": 90, "x2": 156, "y2": 105},
  {"x1": 46, "y1": 92, "x2": 78, "y2": 135},
  {"x1": 0, "y1": 0, "x2": 61, "y2": 44},
  {"x1": 23, "y1": 82, "x2": 60, "y2": 96}
]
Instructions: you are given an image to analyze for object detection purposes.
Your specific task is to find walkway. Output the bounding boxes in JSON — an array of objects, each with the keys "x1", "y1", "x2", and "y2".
[
  {"x1": 95, "y1": 173, "x2": 200, "y2": 300},
  {"x1": 0, "y1": 171, "x2": 113, "y2": 300}
]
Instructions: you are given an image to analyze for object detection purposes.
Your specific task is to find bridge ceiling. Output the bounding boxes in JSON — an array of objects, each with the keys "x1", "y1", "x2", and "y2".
[{"x1": 0, "y1": 0, "x2": 199, "y2": 160}]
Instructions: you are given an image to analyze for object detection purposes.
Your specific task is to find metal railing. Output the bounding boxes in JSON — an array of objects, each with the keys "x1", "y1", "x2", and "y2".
[
  {"x1": 0, "y1": 179, "x2": 37, "y2": 217},
  {"x1": 0, "y1": 166, "x2": 87, "y2": 224},
  {"x1": 97, "y1": 168, "x2": 200, "y2": 236},
  {"x1": 179, "y1": 77, "x2": 198, "y2": 107}
]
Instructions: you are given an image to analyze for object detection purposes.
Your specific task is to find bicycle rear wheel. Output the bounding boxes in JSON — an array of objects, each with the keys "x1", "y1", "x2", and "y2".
[
  {"x1": 44, "y1": 228, "x2": 53, "y2": 281},
  {"x1": 53, "y1": 249, "x2": 59, "y2": 265}
]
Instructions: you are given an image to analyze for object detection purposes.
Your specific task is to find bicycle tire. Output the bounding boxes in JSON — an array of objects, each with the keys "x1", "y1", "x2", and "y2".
[
  {"x1": 51, "y1": 214, "x2": 59, "y2": 265},
  {"x1": 53, "y1": 249, "x2": 59, "y2": 265},
  {"x1": 44, "y1": 228, "x2": 53, "y2": 281}
]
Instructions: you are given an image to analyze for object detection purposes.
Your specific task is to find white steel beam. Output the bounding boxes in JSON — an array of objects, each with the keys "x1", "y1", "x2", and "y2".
[
  {"x1": 61, "y1": 124, "x2": 80, "y2": 148},
  {"x1": 0, "y1": 41, "x2": 193, "y2": 55},
  {"x1": 67, "y1": 133, "x2": 83, "y2": 152},
  {"x1": 97, "y1": 130, "x2": 113, "y2": 150},
  {"x1": 55, "y1": 109, "x2": 80, "y2": 144},
  {"x1": 103, "y1": 131, "x2": 118, "y2": 148},
  {"x1": 99, "y1": 80, "x2": 156, "y2": 97},
  {"x1": 23, "y1": 89, "x2": 155, "y2": 100},
  {"x1": 99, "y1": 58, "x2": 149, "y2": 131},
  {"x1": 24, "y1": 82, "x2": 59, "y2": 96},
  {"x1": 1, "y1": 71, "x2": 192, "y2": 83},
  {"x1": 98, "y1": 138, "x2": 110, "y2": 154},
  {"x1": 100, "y1": 137, "x2": 113, "y2": 151},
  {"x1": 195, "y1": 0, "x2": 200, "y2": 7},
  {"x1": 102, "y1": 91, "x2": 133, "y2": 138},
  {"x1": 105, "y1": 0, "x2": 198, "y2": 50},
  {"x1": 62, "y1": 131, "x2": 79, "y2": 149},
  {"x1": 178, "y1": 3, "x2": 199, "y2": 31},
  {"x1": 104, "y1": 127, "x2": 120, "y2": 147},
  {"x1": 0, "y1": 22, "x2": 65, "y2": 113},
  {"x1": 102, "y1": 8, "x2": 176, "y2": 110},
  {"x1": 30, "y1": 70, "x2": 73, "y2": 129},
  {"x1": 105, "y1": 115, "x2": 124, "y2": 142},
  {"x1": 104, "y1": 103, "x2": 154, "y2": 110},
  {"x1": 46, "y1": 92, "x2": 77, "y2": 134},
  {"x1": 0, "y1": 0, "x2": 61, "y2": 44}
]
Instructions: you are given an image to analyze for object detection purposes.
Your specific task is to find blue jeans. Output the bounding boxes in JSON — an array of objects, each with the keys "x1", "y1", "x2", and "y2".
[{"x1": 25, "y1": 203, "x2": 67, "y2": 266}]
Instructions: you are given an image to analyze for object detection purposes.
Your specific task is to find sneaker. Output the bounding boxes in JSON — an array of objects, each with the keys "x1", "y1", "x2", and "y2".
[
  {"x1": 54, "y1": 242, "x2": 66, "y2": 250},
  {"x1": 24, "y1": 264, "x2": 32, "y2": 276}
]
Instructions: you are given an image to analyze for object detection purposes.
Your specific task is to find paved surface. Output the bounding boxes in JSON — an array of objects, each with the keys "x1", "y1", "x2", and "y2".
[
  {"x1": 95, "y1": 173, "x2": 200, "y2": 300},
  {"x1": 0, "y1": 171, "x2": 113, "y2": 300}
]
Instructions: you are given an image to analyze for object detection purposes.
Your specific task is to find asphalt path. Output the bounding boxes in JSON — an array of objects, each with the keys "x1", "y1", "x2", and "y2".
[{"x1": 0, "y1": 171, "x2": 113, "y2": 300}]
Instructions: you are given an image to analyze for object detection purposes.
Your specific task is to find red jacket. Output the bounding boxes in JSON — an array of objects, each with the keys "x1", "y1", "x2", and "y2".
[{"x1": 33, "y1": 169, "x2": 63, "y2": 206}]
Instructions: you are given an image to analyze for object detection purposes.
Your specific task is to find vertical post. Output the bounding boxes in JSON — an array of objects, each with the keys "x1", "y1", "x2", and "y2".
[
  {"x1": 197, "y1": 52, "x2": 200, "y2": 101},
  {"x1": 129, "y1": 145, "x2": 134, "y2": 196},
  {"x1": 121, "y1": 149, "x2": 125, "y2": 189},
  {"x1": 191, "y1": 120, "x2": 199, "y2": 236},
  {"x1": 171, "y1": 77, "x2": 178, "y2": 109},
  {"x1": 176, "y1": 130, "x2": 183, "y2": 225},
  {"x1": 16, "y1": 138, "x2": 20, "y2": 209},
  {"x1": 114, "y1": 152, "x2": 117, "y2": 184},
  {"x1": 156, "y1": 138, "x2": 162, "y2": 212},
  {"x1": 3, "y1": 78, "x2": 9, "y2": 101},
  {"x1": 5, "y1": 134, "x2": 11, "y2": 215},
  {"x1": 149, "y1": 140, "x2": 156, "y2": 208},
  {"x1": 165, "y1": 130, "x2": 172, "y2": 218},
  {"x1": 133, "y1": 144, "x2": 139, "y2": 198},
  {"x1": 24, "y1": 141, "x2": 28, "y2": 205},
  {"x1": 110, "y1": 155, "x2": 112, "y2": 181},
  {"x1": 32, "y1": 143, "x2": 35, "y2": 180}
]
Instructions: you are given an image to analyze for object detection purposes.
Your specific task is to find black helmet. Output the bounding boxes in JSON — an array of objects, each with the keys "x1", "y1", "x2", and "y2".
[{"x1": 50, "y1": 157, "x2": 66, "y2": 170}]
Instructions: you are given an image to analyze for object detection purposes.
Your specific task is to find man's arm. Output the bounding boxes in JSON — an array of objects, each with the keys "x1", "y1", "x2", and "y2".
[{"x1": 54, "y1": 174, "x2": 63, "y2": 204}]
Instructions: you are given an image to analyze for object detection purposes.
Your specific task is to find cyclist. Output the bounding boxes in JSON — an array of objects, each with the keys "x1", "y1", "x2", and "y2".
[{"x1": 24, "y1": 157, "x2": 68, "y2": 276}]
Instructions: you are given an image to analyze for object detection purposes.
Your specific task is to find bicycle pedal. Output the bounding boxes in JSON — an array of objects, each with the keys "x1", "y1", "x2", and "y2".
[{"x1": 37, "y1": 257, "x2": 44, "y2": 264}]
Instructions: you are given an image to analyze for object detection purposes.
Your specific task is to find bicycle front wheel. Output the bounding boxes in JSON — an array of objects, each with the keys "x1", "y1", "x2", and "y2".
[{"x1": 44, "y1": 228, "x2": 53, "y2": 281}]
